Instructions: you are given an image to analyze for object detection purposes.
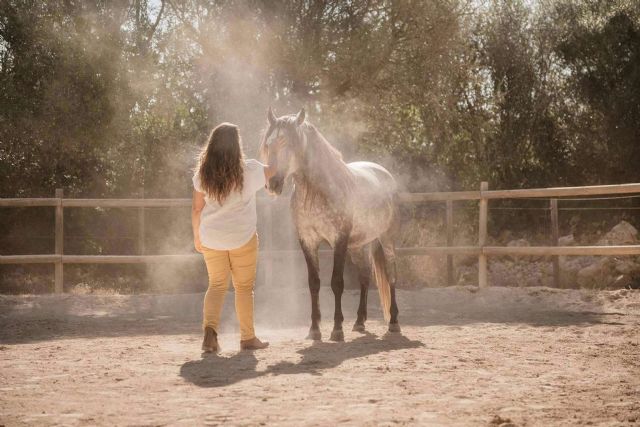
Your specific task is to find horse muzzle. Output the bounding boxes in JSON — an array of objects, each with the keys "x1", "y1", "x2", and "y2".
[{"x1": 268, "y1": 175, "x2": 284, "y2": 195}]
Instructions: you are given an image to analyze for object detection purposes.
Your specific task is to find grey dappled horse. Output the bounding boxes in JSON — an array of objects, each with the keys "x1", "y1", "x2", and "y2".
[{"x1": 260, "y1": 108, "x2": 400, "y2": 341}]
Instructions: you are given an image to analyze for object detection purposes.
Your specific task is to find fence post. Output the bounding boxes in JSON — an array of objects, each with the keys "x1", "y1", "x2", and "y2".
[
  {"x1": 478, "y1": 181, "x2": 489, "y2": 288},
  {"x1": 446, "y1": 199, "x2": 454, "y2": 286},
  {"x1": 138, "y1": 187, "x2": 145, "y2": 255},
  {"x1": 550, "y1": 198, "x2": 560, "y2": 288},
  {"x1": 54, "y1": 188, "x2": 64, "y2": 293}
]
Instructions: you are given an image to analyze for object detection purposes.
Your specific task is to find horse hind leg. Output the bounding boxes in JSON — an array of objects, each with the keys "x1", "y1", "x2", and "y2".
[
  {"x1": 380, "y1": 231, "x2": 400, "y2": 333},
  {"x1": 349, "y1": 244, "x2": 371, "y2": 333}
]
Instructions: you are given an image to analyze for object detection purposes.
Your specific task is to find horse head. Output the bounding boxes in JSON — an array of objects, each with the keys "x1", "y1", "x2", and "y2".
[{"x1": 261, "y1": 107, "x2": 306, "y2": 195}]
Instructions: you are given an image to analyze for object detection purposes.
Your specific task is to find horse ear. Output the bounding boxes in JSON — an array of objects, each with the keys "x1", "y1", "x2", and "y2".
[
  {"x1": 296, "y1": 108, "x2": 305, "y2": 126},
  {"x1": 267, "y1": 107, "x2": 276, "y2": 126}
]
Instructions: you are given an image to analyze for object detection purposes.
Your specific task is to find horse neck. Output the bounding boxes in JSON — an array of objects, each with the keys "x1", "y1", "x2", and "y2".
[{"x1": 293, "y1": 128, "x2": 354, "y2": 208}]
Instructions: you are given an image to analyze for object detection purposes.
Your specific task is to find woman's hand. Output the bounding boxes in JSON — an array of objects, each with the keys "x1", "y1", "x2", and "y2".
[{"x1": 194, "y1": 235, "x2": 204, "y2": 253}]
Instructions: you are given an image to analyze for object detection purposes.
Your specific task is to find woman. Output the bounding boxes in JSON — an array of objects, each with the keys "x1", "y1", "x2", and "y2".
[{"x1": 191, "y1": 122, "x2": 280, "y2": 353}]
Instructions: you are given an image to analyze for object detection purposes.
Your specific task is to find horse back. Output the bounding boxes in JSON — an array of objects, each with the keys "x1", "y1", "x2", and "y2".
[
  {"x1": 346, "y1": 161, "x2": 398, "y2": 247},
  {"x1": 347, "y1": 161, "x2": 397, "y2": 199}
]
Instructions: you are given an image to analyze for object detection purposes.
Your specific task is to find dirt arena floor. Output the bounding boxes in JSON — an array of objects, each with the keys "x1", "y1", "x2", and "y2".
[{"x1": 1, "y1": 286, "x2": 639, "y2": 426}]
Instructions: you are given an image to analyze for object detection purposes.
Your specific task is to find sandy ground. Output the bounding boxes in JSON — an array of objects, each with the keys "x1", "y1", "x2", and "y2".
[{"x1": 1, "y1": 286, "x2": 639, "y2": 426}]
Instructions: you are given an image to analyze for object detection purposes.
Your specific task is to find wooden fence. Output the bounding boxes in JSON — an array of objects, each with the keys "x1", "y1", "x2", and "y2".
[{"x1": 2, "y1": 182, "x2": 640, "y2": 293}]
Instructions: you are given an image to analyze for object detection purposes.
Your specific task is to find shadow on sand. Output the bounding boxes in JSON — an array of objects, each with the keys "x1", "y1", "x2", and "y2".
[{"x1": 179, "y1": 332, "x2": 423, "y2": 388}]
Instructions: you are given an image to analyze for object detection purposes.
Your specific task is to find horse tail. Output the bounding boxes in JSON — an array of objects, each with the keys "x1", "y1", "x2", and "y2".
[{"x1": 372, "y1": 240, "x2": 391, "y2": 322}]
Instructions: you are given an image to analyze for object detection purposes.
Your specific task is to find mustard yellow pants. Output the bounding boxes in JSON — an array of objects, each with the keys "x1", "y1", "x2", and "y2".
[{"x1": 201, "y1": 233, "x2": 258, "y2": 341}]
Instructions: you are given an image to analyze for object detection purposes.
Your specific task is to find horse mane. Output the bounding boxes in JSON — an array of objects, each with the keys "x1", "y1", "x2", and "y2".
[{"x1": 299, "y1": 123, "x2": 355, "y2": 206}]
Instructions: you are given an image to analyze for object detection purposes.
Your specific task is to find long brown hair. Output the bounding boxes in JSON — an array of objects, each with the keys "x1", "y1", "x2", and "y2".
[{"x1": 196, "y1": 122, "x2": 244, "y2": 204}]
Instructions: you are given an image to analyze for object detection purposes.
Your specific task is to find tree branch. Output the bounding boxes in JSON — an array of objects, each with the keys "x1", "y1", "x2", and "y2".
[{"x1": 147, "y1": 0, "x2": 165, "y2": 41}]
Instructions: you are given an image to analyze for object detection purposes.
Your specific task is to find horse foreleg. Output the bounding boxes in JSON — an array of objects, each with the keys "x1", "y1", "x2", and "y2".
[
  {"x1": 330, "y1": 233, "x2": 349, "y2": 342},
  {"x1": 300, "y1": 240, "x2": 321, "y2": 341}
]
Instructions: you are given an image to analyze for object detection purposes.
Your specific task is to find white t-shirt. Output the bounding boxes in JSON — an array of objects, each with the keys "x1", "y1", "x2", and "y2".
[{"x1": 193, "y1": 159, "x2": 266, "y2": 250}]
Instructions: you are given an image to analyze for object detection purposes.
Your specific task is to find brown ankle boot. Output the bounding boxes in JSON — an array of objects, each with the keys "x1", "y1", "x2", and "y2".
[
  {"x1": 240, "y1": 337, "x2": 269, "y2": 350},
  {"x1": 202, "y1": 327, "x2": 218, "y2": 353}
]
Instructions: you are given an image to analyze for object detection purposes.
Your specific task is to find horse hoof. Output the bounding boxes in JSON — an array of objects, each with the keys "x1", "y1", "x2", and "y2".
[
  {"x1": 388, "y1": 323, "x2": 401, "y2": 333},
  {"x1": 352, "y1": 323, "x2": 366, "y2": 333},
  {"x1": 330, "y1": 329, "x2": 344, "y2": 342},
  {"x1": 306, "y1": 329, "x2": 322, "y2": 341}
]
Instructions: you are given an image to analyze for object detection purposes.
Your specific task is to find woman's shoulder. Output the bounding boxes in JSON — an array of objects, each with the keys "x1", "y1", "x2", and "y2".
[{"x1": 244, "y1": 158, "x2": 266, "y2": 171}]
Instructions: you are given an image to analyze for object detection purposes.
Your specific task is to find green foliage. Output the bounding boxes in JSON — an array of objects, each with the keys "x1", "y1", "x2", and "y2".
[
  {"x1": 554, "y1": 0, "x2": 640, "y2": 184},
  {"x1": 2, "y1": 0, "x2": 640, "y2": 293},
  {"x1": 1, "y1": 0, "x2": 639, "y2": 195}
]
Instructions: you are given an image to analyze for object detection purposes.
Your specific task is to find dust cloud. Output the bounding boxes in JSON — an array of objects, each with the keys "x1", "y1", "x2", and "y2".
[{"x1": 135, "y1": 6, "x2": 353, "y2": 330}]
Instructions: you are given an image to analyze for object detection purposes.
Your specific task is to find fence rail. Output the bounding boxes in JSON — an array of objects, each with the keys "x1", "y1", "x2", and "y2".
[
  {"x1": 2, "y1": 182, "x2": 640, "y2": 292},
  {"x1": 398, "y1": 182, "x2": 640, "y2": 202}
]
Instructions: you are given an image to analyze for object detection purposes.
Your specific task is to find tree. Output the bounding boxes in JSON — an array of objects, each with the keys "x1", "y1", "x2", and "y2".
[{"x1": 553, "y1": 0, "x2": 640, "y2": 184}]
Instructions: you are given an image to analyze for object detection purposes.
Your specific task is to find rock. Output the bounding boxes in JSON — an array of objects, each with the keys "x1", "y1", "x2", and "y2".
[
  {"x1": 577, "y1": 257, "x2": 615, "y2": 288},
  {"x1": 561, "y1": 256, "x2": 596, "y2": 271},
  {"x1": 613, "y1": 274, "x2": 633, "y2": 288},
  {"x1": 577, "y1": 264, "x2": 600, "y2": 287},
  {"x1": 558, "y1": 234, "x2": 575, "y2": 246},
  {"x1": 457, "y1": 266, "x2": 477, "y2": 286},
  {"x1": 457, "y1": 255, "x2": 477, "y2": 267},
  {"x1": 566, "y1": 256, "x2": 639, "y2": 288},
  {"x1": 507, "y1": 238, "x2": 530, "y2": 248},
  {"x1": 498, "y1": 230, "x2": 514, "y2": 244},
  {"x1": 614, "y1": 259, "x2": 640, "y2": 275},
  {"x1": 488, "y1": 259, "x2": 550, "y2": 287},
  {"x1": 597, "y1": 220, "x2": 638, "y2": 245}
]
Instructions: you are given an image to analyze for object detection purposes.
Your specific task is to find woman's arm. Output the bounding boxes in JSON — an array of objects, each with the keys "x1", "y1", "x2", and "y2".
[{"x1": 191, "y1": 190, "x2": 205, "y2": 253}]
